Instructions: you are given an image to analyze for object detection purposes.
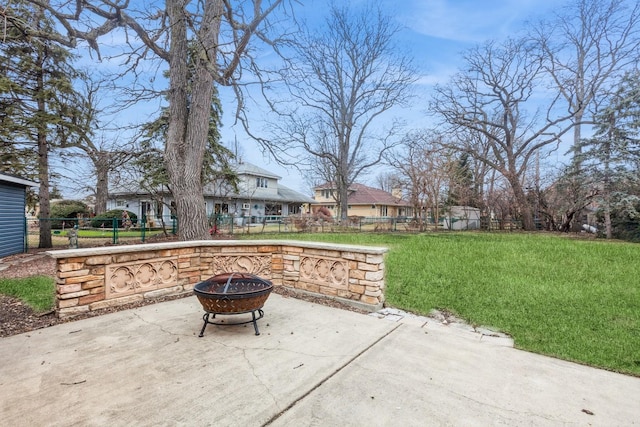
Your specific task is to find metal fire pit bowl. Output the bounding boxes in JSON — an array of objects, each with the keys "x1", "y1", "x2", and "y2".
[{"x1": 194, "y1": 272, "x2": 273, "y2": 336}]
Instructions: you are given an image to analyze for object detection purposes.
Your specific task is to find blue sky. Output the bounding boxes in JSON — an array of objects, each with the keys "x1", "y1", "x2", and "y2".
[
  {"x1": 64, "y1": 0, "x2": 563, "y2": 197},
  {"x1": 396, "y1": 0, "x2": 558, "y2": 82},
  {"x1": 218, "y1": 0, "x2": 561, "y2": 193}
]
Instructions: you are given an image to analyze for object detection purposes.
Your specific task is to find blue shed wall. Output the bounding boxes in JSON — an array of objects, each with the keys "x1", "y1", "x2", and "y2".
[{"x1": 0, "y1": 182, "x2": 27, "y2": 258}]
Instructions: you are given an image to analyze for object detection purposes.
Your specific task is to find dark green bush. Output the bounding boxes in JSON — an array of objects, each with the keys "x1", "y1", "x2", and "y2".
[
  {"x1": 611, "y1": 220, "x2": 640, "y2": 242},
  {"x1": 596, "y1": 198, "x2": 640, "y2": 242},
  {"x1": 90, "y1": 209, "x2": 138, "y2": 228},
  {"x1": 50, "y1": 200, "x2": 90, "y2": 229}
]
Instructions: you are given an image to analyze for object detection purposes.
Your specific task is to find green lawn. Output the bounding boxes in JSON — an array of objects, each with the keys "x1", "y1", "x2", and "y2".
[
  {"x1": 246, "y1": 232, "x2": 640, "y2": 376},
  {"x1": 0, "y1": 276, "x2": 55, "y2": 313}
]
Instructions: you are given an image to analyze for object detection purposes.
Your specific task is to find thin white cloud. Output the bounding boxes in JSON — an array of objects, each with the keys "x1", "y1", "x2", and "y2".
[
  {"x1": 414, "y1": 64, "x2": 458, "y2": 86},
  {"x1": 400, "y1": 0, "x2": 557, "y2": 43}
]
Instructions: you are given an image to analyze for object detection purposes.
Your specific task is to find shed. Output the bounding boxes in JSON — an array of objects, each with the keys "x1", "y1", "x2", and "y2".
[
  {"x1": 443, "y1": 206, "x2": 481, "y2": 230},
  {"x1": 0, "y1": 174, "x2": 38, "y2": 258}
]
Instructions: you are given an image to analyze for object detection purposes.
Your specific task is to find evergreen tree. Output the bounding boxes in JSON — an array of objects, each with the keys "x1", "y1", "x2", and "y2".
[
  {"x1": 579, "y1": 72, "x2": 640, "y2": 239},
  {"x1": 0, "y1": 1, "x2": 87, "y2": 247},
  {"x1": 447, "y1": 153, "x2": 476, "y2": 207},
  {"x1": 135, "y1": 82, "x2": 236, "y2": 229}
]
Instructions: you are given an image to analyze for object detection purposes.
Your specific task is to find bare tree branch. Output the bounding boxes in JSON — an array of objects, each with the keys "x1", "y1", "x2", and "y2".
[{"x1": 263, "y1": 3, "x2": 416, "y2": 221}]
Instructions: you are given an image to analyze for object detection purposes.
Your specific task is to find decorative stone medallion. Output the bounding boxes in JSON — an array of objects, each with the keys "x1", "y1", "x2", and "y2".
[
  {"x1": 212, "y1": 255, "x2": 271, "y2": 277},
  {"x1": 299, "y1": 256, "x2": 348, "y2": 287},
  {"x1": 106, "y1": 257, "x2": 178, "y2": 298}
]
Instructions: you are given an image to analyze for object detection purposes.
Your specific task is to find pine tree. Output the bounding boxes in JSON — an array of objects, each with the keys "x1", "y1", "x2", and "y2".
[
  {"x1": 447, "y1": 153, "x2": 476, "y2": 208},
  {"x1": 135, "y1": 81, "x2": 236, "y2": 230},
  {"x1": 0, "y1": 1, "x2": 86, "y2": 247},
  {"x1": 579, "y1": 72, "x2": 640, "y2": 239}
]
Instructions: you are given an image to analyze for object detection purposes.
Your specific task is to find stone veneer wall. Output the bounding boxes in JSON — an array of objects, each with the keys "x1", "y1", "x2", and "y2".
[{"x1": 46, "y1": 240, "x2": 388, "y2": 318}]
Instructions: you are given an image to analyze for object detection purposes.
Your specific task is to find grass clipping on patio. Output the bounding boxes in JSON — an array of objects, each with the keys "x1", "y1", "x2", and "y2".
[{"x1": 250, "y1": 232, "x2": 640, "y2": 376}]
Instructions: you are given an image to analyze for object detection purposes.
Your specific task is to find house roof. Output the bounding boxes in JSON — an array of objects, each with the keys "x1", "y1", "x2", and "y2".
[
  {"x1": 109, "y1": 162, "x2": 313, "y2": 204},
  {"x1": 0, "y1": 173, "x2": 38, "y2": 187},
  {"x1": 235, "y1": 162, "x2": 281, "y2": 180},
  {"x1": 211, "y1": 182, "x2": 314, "y2": 204},
  {"x1": 315, "y1": 182, "x2": 410, "y2": 206},
  {"x1": 272, "y1": 185, "x2": 315, "y2": 204}
]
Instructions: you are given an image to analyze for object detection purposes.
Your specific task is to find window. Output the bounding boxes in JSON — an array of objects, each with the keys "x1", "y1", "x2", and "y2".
[
  {"x1": 322, "y1": 189, "x2": 334, "y2": 198},
  {"x1": 256, "y1": 177, "x2": 268, "y2": 188},
  {"x1": 265, "y1": 203, "x2": 281, "y2": 215},
  {"x1": 289, "y1": 204, "x2": 301, "y2": 214},
  {"x1": 116, "y1": 200, "x2": 126, "y2": 207}
]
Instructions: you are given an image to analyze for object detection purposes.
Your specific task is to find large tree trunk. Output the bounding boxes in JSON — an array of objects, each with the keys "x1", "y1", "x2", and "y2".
[
  {"x1": 603, "y1": 201, "x2": 612, "y2": 239},
  {"x1": 603, "y1": 137, "x2": 612, "y2": 239},
  {"x1": 559, "y1": 211, "x2": 575, "y2": 232},
  {"x1": 507, "y1": 175, "x2": 534, "y2": 231},
  {"x1": 337, "y1": 148, "x2": 350, "y2": 223},
  {"x1": 571, "y1": 105, "x2": 585, "y2": 164},
  {"x1": 94, "y1": 152, "x2": 109, "y2": 215},
  {"x1": 37, "y1": 128, "x2": 52, "y2": 248},
  {"x1": 338, "y1": 181, "x2": 349, "y2": 223},
  {"x1": 36, "y1": 49, "x2": 52, "y2": 248},
  {"x1": 165, "y1": 0, "x2": 221, "y2": 240},
  {"x1": 570, "y1": 110, "x2": 585, "y2": 232}
]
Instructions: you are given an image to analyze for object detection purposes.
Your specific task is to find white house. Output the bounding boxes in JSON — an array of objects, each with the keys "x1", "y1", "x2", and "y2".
[{"x1": 107, "y1": 162, "x2": 314, "y2": 226}]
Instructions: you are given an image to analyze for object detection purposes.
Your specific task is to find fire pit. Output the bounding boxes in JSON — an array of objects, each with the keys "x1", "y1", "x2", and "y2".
[{"x1": 193, "y1": 272, "x2": 273, "y2": 336}]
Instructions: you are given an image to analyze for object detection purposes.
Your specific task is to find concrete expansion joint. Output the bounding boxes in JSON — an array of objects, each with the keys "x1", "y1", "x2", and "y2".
[{"x1": 262, "y1": 324, "x2": 402, "y2": 426}]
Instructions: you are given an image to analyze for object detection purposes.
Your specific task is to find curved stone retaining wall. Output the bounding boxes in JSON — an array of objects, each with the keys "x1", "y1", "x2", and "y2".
[{"x1": 46, "y1": 240, "x2": 388, "y2": 318}]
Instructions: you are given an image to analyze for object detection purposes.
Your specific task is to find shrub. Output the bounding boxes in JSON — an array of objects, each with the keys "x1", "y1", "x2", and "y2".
[
  {"x1": 90, "y1": 209, "x2": 138, "y2": 228},
  {"x1": 314, "y1": 206, "x2": 334, "y2": 221},
  {"x1": 596, "y1": 196, "x2": 640, "y2": 242},
  {"x1": 50, "y1": 200, "x2": 90, "y2": 229}
]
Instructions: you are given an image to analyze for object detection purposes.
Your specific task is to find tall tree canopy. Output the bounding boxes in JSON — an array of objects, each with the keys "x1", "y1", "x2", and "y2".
[
  {"x1": 0, "y1": 1, "x2": 87, "y2": 247},
  {"x1": 578, "y1": 71, "x2": 640, "y2": 238},
  {"x1": 8, "y1": 0, "x2": 291, "y2": 240},
  {"x1": 265, "y1": 3, "x2": 416, "y2": 221},
  {"x1": 531, "y1": 0, "x2": 640, "y2": 161},
  {"x1": 430, "y1": 38, "x2": 576, "y2": 230},
  {"x1": 136, "y1": 84, "x2": 236, "y2": 200}
]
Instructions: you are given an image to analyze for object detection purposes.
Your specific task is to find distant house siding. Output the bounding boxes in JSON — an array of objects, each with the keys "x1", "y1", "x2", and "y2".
[
  {"x1": 348, "y1": 205, "x2": 377, "y2": 217},
  {"x1": 312, "y1": 183, "x2": 412, "y2": 218},
  {"x1": 0, "y1": 182, "x2": 27, "y2": 257}
]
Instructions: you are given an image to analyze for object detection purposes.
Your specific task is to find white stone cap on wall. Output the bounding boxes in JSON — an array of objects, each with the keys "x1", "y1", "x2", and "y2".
[{"x1": 46, "y1": 239, "x2": 388, "y2": 258}]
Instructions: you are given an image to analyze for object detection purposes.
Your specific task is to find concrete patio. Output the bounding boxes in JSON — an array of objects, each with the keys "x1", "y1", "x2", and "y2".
[{"x1": 0, "y1": 294, "x2": 638, "y2": 426}]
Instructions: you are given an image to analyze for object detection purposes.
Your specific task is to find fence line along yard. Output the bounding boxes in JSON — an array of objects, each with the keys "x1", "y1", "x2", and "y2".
[{"x1": 21, "y1": 214, "x2": 524, "y2": 250}]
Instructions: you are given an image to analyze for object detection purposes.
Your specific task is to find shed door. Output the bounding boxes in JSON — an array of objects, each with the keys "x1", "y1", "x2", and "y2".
[{"x1": 0, "y1": 182, "x2": 26, "y2": 258}]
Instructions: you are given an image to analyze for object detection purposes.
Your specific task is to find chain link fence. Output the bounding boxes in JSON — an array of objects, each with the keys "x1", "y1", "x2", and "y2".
[
  {"x1": 209, "y1": 214, "x2": 509, "y2": 235},
  {"x1": 25, "y1": 216, "x2": 178, "y2": 249}
]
